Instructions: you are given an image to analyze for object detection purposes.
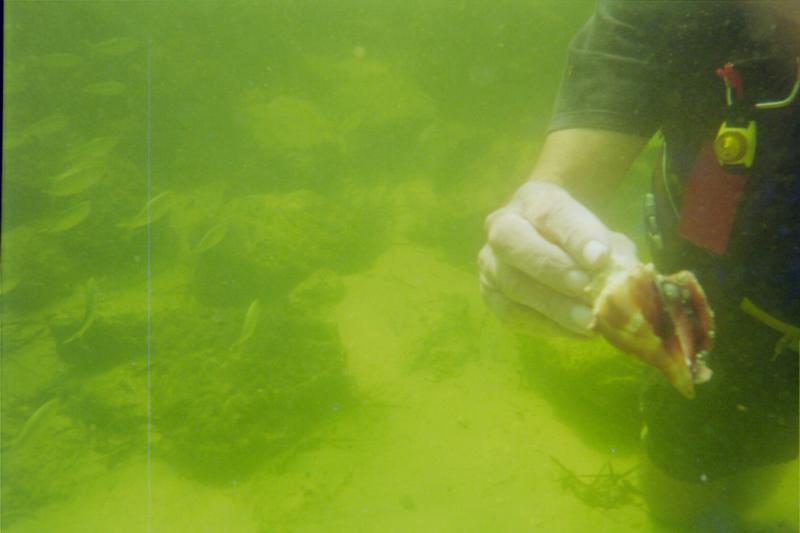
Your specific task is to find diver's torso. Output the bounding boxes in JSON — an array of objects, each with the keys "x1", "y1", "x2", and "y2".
[{"x1": 651, "y1": 20, "x2": 799, "y2": 326}]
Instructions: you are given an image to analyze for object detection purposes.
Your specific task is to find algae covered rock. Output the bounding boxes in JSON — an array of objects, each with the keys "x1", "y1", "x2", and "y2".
[
  {"x1": 151, "y1": 299, "x2": 350, "y2": 483},
  {"x1": 317, "y1": 56, "x2": 436, "y2": 132},
  {"x1": 236, "y1": 92, "x2": 343, "y2": 190},
  {"x1": 1, "y1": 226, "x2": 77, "y2": 311},
  {"x1": 244, "y1": 94, "x2": 338, "y2": 152},
  {"x1": 318, "y1": 56, "x2": 437, "y2": 172},
  {"x1": 194, "y1": 189, "x2": 385, "y2": 305},
  {"x1": 48, "y1": 270, "x2": 353, "y2": 484},
  {"x1": 289, "y1": 268, "x2": 346, "y2": 317},
  {"x1": 1, "y1": 398, "x2": 105, "y2": 526}
]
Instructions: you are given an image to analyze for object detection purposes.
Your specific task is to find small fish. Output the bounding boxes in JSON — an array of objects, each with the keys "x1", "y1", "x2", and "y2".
[
  {"x1": 92, "y1": 36, "x2": 140, "y2": 56},
  {"x1": 3, "y1": 134, "x2": 29, "y2": 151},
  {"x1": 3, "y1": 78, "x2": 28, "y2": 96},
  {"x1": 24, "y1": 114, "x2": 69, "y2": 138},
  {"x1": 1, "y1": 271, "x2": 22, "y2": 296},
  {"x1": 83, "y1": 81, "x2": 127, "y2": 95},
  {"x1": 194, "y1": 223, "x2": 228, "y2": 253},
  {"x1": 231, "y1": 299, "x2": 261, "y2": 349},
  {"x1": 67, "y1": 136, "x2": 119, "y2": 161},
  {"x1": 5, "y1": 60, "x2": 26, "y2": 79},
  {"x1": 40, "y1": 53, "x2": 84, "y2": 68},
  {"x1": 47, "y1": 159, "x2": 107, "y2": 196},
  {"x1": 2, "y1": 398, "x2": 60, "y2": 452},
  {"x1": 4, "y1": 60, "x2": 28, "y2": 95},
  {"x1": 339, "y1": 110, "x2": 366, "y2": 135},
  {"x1": 118, "y1": 191, "x2": 174, "y2": 229},
  {"x1": 42, "y1": 201, "x2": 92, "y2": 234},
  {"x1": 64, "y1": 278, "x2": 98, "y2": 344}
]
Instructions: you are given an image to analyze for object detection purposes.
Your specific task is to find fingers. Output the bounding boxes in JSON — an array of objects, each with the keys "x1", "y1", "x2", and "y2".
[
  {"x1": 514, "y1": 181, "x2": 613, "y2": 271},
  {"x1": 480, "y1": 281, "x2": 568, "y2": 336},
  {"x1": 485, "y1": 209, "x2": 590, "y2": 299},
  {"x1": 607, "y1": 230, "x2": 639, "y2": 268},
  {"x1": 480, "y1": 181, "x2": 639, "y2": 337},
  {"x1": 479, "y1": 244, "x2": 593, "y2": 335}
]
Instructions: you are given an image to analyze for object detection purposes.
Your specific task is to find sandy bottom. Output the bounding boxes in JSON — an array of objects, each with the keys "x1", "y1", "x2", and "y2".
[{"x1": 8, "y1": 245, "x2": 797, "y2": 532}]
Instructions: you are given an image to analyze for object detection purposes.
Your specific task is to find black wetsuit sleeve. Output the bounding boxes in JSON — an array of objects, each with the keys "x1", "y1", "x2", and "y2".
[{"x1": 549, "y1": 1, "x2": 676, "y2": 138}]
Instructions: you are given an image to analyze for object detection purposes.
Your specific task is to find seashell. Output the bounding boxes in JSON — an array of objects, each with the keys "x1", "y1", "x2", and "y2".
[{"x1": 588, "y1": 258, "x2": 715, "y2": 399}]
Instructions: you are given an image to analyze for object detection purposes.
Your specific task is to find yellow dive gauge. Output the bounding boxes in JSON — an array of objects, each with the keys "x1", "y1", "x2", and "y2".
[{"x1": 713, "y1": 120, "x2": 756, "y2": 168}]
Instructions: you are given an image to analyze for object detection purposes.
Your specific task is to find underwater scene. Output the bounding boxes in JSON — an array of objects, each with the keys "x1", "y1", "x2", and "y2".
[{"x1": 2, "y1": 1, "x2": 797, "y2": 532}]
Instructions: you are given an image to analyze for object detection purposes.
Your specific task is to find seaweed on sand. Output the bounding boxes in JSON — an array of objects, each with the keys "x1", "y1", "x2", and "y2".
[
  {"x1": 408, "y1": 293, "x2": 479, "y2": 380},
  {"x1": 549, "y1": 455, "x2": 642, "y2": 509}
]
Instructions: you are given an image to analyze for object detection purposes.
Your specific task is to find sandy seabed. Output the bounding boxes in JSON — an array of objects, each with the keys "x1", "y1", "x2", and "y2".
[{"x1": 8, "y1": 245, "x2": 797, "y2": 533}]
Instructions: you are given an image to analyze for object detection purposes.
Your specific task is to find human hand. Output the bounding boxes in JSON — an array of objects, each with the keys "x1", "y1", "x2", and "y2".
[{"x1": 478, "y1": 180, "x2": 638, "y2": 335}]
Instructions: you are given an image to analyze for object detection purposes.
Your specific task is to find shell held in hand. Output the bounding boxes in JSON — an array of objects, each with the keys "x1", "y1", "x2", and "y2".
[{"x1": 588, "y1": 259, "x2": 715, "y2": 399}]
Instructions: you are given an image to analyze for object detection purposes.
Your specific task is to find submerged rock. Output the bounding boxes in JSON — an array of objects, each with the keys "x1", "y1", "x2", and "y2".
[
  {"x1": 193, "y1": 189, "x2": 385, "y2": 306},
  {"x1": 151, "y1": 299, "x2": 350, "y2": 483}
]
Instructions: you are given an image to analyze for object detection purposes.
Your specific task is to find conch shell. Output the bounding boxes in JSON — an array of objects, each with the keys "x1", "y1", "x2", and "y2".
[{"x1": 588, "y1": 258, "x2": 715, "y2": 399}]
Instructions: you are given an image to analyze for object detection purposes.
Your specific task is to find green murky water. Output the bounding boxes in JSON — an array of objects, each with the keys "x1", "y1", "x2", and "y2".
[{"x1": 2, "y1": 2, "x2": 797, "y2": 532}]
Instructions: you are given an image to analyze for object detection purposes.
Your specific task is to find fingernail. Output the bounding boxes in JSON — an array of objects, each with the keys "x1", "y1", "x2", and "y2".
[
  {"x1": 570, "y1": 305, "x2": 594, "y2": 330},
  {"x1": 582, "y1": 240, "x2": 608, "y2": 267},
  {"x1": 564, "y1": 269, "x2": 590, "y2": 293}
]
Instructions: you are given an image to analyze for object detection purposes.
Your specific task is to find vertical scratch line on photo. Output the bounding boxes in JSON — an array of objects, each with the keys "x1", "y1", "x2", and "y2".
[{"x1": 146, "y1": 35, "x2": 153, "y2": 533}]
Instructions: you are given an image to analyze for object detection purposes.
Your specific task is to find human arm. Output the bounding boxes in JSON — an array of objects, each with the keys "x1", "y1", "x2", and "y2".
[
  {"x1": 530, "y1": 128, "x2": 648, "y2": 204},
  {"x1": 477, "y1": 0, "x2": 676, "y2": 335}
]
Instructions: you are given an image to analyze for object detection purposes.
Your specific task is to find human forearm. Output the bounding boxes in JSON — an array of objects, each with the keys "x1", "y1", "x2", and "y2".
[{"x1": 529, "y1": 128, "x2": 649, "y2": 207}]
